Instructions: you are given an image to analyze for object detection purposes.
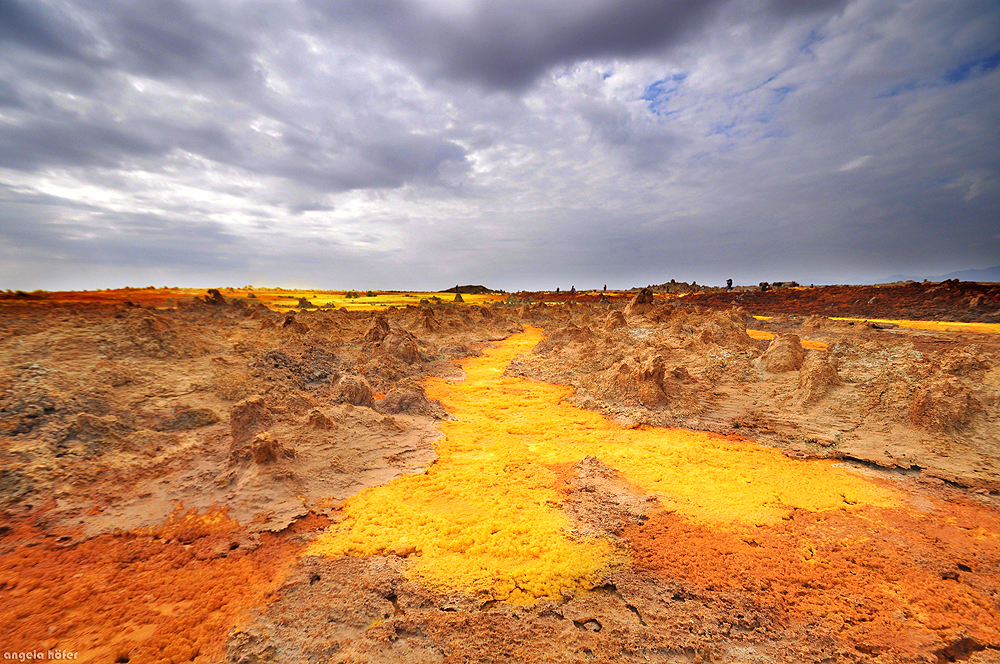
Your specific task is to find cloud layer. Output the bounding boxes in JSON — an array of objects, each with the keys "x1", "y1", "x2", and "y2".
[{"x1": 1, "y1": 0, "x2": 998, "y2": 290}]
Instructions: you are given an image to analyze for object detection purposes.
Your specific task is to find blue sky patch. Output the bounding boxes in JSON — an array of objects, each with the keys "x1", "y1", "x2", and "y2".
[
  {"x1": 876, "y1": 78, "x2": 920, "y2": 98},
  {"x1": 641, "y1": 73, "x2": 687, "y2": 115},
  {"x1": 800, "y1": 28, "x2": 824, "y2": 56},
  {"x1": 946, "y1": 50, "x2": 1000, "y2": 83},
  {"x1": 772, "y1": 85, "x2": 796, "y2": 103},
  {"x1": 709, "y1": 120, "x2": 736, "y2": 136}
]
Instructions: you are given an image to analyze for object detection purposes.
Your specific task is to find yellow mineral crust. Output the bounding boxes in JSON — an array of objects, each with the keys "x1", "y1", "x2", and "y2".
[
  {"x1": 746, "y1": 328, "x2": 828, "y2": 350},
  {"x1": 306, "y1": 327, "x2": 899, "y2": 603},
  {"x1": 830, "y1": 317, "x2": 1000, "y2": 334}
]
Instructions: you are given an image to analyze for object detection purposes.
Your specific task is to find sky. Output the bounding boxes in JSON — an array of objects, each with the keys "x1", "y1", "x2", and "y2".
[{"x1": 1, "y1": 0, "x2": 998, "y2": 291}]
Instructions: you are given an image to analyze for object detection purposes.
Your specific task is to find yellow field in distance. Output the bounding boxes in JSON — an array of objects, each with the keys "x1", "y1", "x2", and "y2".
[{"x1": 230, "y1": 289, "x2": 505, "y2": 311}]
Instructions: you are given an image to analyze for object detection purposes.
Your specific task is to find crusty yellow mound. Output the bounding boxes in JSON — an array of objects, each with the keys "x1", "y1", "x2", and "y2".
[{"x1": 307, "y1": 327, "x2": 899, "y2": 603}]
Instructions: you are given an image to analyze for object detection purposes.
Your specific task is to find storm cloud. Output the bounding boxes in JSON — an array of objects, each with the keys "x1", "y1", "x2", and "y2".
[{"x1": 0, "y1": 0, "x2": 997, "y2": 290}]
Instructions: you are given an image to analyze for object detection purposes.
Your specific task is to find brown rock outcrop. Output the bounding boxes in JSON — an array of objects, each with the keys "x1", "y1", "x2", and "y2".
[
  {"x1": 333, "y1": 375, "x2": 374, "y2": 407},
  {"x1": 759, "y1": 334, "x2": 806, "y2": 372},
  {"x1": 230, "y1": 396, "x2": 273, "y2": 445},
  {"x1": 624, "y1": 288, "x2": 655, "y2": 317},
  {"x1": 249, "y1": 432, "x2": 296, "y2": 464},
  {"x1": 364, "y1": 314, "x2": 390, "y2": 343},
  {"x1": 155, "y1": 406, "x2": 220, "y2": 432},
  {"x1": 120, "y1": 310, "x2": 212, "y2": 358},
  {"x1": 533, "y1": 324, "x2": 593, "y2": 353},
  {"x1": 605, "y1": 311, "x2": 627, "y2": 330},
  {"x1": 381, "y1": 330, "x2": 420, "y2": 364},
  {"x1": 909, "y1": 378, "x2": 978, "y2": 431},
  {"x1": 798, "y1": 353, "x2": 841, "y2": 405},
  {"x1": 419, "y1": 308, "x2": 437, "y2": 332},
  {"x1": 204, "y1": 288, "x2": 226, "y2": 305},
  {"x1": 598, "y1": 355, "x2": 668, "y2": 408},
  {"x1": 307, "y1": 408, "x2": 335, "y2": 430},
  {"x1": 281, "y1": 314, "x2": 309, "y2": 334},
  {"x1": 378, "y1": 380, "x2": 443, "y2": 416}
]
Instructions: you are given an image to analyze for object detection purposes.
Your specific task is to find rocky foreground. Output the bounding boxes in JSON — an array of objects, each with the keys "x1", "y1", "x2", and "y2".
[{"x1": 1, "y1": 283, "x2": 999, "y2": 663}]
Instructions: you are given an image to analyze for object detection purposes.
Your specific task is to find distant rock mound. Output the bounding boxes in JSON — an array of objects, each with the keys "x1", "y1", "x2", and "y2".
[
  {"x1": 441, "y1": 285, "x2": 500, "y2": 295},
  {"x1": 204, "y1": 289, "x2": 226, "y2": 305},
  {"x1": 624, "y1": 288, "x2": 655, "y2": 317},
  {"x1": 118, "y1": 310, "x2": 214, "y2": 358}
]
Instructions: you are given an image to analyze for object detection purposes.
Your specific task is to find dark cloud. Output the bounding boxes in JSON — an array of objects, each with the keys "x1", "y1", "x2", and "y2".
[
  {"x1": 0, "y1": 108, "x2": 253, "y2": 172},
  {"x1": 0, "y1": 118, "x2": 162, "y2": 171},
  {"x1": 311, "y1": 0, "x2": 725, "y2": 90},
  {"x1": 0, "y1": 86, "x2": 460, "y2": 194},
  {"x1": 289, "y1": 201, "x2": 334, "y2": 215},
  {"x1": 0, "y1": 79, "x2": 23, "y2": 108},
  {"x1": 93, "y1": 0, "x2": 258, "y2": 81},
  {"x1": 80, "y1": 212, "x2": 243, "y2": 269},
  {"x1": 0, "y1": 105, "x2": 464, "y2": 192},
  {"x1": 578, "y1": 98, "x2": 682, "y2": 169},
  {"x1": 148, "y1": 119, "x2": 242, "y2": 166},
  {"x1": 0, "y1": 0, "x2": 96, "y2": 60},
  {"x1": 269, "y1": 125, "x2": 468, "y2": 192},
  {"x1": 767, "y1": 0, "x2": 848, "y2": 18},
  {"x1": 0, "y1": 185, "x2": 242, "y2": 268},
  {"x1": 0, "y1": 0, "x2": 468, "y2": 192},
  {"x1": 1, "y1": 0, "x2": 260, "y2": 85},
  {"x1": 309, "y1": 0, "x2": 857, "y2": 91}
]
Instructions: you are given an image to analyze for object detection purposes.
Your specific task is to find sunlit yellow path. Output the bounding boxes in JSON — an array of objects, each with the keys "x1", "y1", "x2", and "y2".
[{"x1": 307, "y1": 327, "x2": 899, "y2": 604}]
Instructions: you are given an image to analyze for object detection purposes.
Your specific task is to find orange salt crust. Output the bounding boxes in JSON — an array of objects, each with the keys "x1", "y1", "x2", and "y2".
[
  {"x1": 0, "y1": 509, "x2": 325, "y2": 664},
  {"x1": 625, "y1": 499, "x2": 1000, "y2": 661}
]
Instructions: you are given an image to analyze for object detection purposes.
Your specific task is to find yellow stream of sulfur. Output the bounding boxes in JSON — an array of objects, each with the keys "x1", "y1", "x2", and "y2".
[{"x1": 307, "y1": 327, "x2": 899, "y2": 604}]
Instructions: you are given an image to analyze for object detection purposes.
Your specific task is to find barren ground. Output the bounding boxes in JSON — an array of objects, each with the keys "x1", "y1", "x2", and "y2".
[{"x1": 2, "y1": 282, "x2": 999, "y2": 664}]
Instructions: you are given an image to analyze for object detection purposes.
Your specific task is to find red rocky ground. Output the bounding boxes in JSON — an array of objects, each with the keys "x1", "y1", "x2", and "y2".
[{"x1": 2, "y1": 284, "x2": 999, "y2": 663}]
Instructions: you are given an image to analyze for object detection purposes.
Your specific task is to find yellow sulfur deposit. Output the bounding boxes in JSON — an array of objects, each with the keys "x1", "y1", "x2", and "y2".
[
  {"x1": 830, "y1": 317, "x2": 1000, "y2": 335},
  {"x1": 747, "y1": 314, "x2": 1000, "y2": 350},
  {"x1": 307, "y1": 327, "x2": 899, "y2": 603},
  {"x1": 248, "y1": 289, "x2": 504, "y2": 311},
  {"x1": 746, "y1": 328, "x2": 827, "y2": 350}
]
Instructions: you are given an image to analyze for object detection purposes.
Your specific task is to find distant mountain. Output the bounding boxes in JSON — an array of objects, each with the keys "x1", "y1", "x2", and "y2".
[{"x1": 884, "y1": 265, "x2": 1000, "y2": 283}]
